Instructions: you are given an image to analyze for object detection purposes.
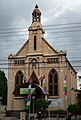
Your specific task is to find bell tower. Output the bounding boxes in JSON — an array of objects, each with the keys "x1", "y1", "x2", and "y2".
[
  {"x1": 32, "y1": 4, "x2": 41, "y2": 23},
  {"x1": 28, "y1": 5, "x2": 45, "y2": 54}
]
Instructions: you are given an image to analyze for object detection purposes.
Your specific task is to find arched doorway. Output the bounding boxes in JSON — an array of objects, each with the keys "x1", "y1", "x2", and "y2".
[{"x1": 13, "y1": 82, "x2": 44, "y2": 112}]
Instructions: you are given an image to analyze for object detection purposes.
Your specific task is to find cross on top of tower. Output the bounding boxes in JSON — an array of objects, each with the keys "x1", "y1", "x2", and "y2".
[{"x1": 35, "y1": 4, "x2": 38, "y2": 8}]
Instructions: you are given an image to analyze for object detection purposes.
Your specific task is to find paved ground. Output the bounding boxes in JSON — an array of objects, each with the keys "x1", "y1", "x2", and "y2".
[
  {"x1": 0, "y1": 105, "x2": 81, "y2": 120},
  {"x1": 3, "y1": 117, "x2": 81, "y2": 120}
]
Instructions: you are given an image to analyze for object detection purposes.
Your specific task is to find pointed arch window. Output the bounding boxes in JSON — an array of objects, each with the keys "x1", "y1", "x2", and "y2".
[
  {"x1": 15, "y1": 70, "x2": 23, "y2": 87},
  {"x1": 48, "y1": 69, "x2": 58, "y2": 96}
]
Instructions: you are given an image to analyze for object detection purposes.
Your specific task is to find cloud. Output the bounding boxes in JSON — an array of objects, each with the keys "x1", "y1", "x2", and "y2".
[{"x1": 0, "y1": 0, "x2": 81, "y2": 76}]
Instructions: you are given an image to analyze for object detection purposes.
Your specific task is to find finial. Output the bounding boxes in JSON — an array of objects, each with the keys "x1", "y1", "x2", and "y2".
[{"x1": 35, "y1": 4, "x2": 38, "y2": 8}]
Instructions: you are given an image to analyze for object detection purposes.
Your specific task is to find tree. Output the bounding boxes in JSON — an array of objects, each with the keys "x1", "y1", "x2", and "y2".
[
  {"x1": 35, "y1": 98, "x2": 51, "y2": 119},
  {"x1": 76, "y1": 91, "x2": 81, "y2": 107},
  {"x1": 35, "y1": 98, "x2": 51, "y2": 110},
  {"x1": 0, "y1": 70, "x2": 7, "y2": 105},
  {"x1": 67, "y1": 104, "x2": 80, "y2": 117},
  {"x1": 75, "y1": 90, "x2": 81, "y2": 114}
]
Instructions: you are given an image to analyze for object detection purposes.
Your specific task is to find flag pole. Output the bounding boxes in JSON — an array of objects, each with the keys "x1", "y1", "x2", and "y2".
[
  {"x1": 48, "y1": 109, "x2": 50, "y2": 120},
  {"x1": 64, "y1": 75, "x2": 67, "y2": 110},
  {"x1": 29, "y1": 78, "x2": 32, "y2": 120},
  {"x1": 25, "y1": 77, "x2": 32, "y2": 120},
  {"x1": 29, "y1": 108, "x2": 30, "y2": 120}
]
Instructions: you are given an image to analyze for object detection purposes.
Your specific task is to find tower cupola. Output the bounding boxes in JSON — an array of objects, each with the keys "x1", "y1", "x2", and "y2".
[{"x1": 32, "y1": 4, "x2": 41, "y2": 23}]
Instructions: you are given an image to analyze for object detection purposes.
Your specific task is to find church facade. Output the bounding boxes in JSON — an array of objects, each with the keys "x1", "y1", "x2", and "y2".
[{"x1": 7, "y1": 5, "x2": 77, "y2": 115}]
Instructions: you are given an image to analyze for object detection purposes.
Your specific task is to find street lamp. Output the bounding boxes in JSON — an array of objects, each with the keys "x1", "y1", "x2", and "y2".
[
  {"x1": 0, "y1": 97, "x2": 2, "y2": 104},
  {"x1": 32, "y1": 95, "x2": 35, "y2": 119},
  {"x1": 0, "y1": 97, "x2": 2, "y2": 115}
]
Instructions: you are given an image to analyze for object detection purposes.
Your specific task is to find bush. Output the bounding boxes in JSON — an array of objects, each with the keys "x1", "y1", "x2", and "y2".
[
  {"x1": 67, "y1": 104, "x2": 80, "y2": 117},
  {"x1": 53, "y1": 109, "x2": 65, "y2": 114},
  {"x1": 35, "y1": 98, "x2": 51, "y2": 110}
]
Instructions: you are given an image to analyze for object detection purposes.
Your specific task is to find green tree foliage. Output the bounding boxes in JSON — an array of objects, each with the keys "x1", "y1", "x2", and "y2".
[
  {"x1": 53, "y1": 109, "x2": 65, "y2": 114},
  {"x1": 67, "y1": 104, "x2": 80, "y2": 117},
  {"x1": 76, "y1": 91, "x2": 81, "y2": 107},
  {"x1": 35, "y1": 98, "x2": 51, "y2": 110},
  {"x1": 0, "y1": 70, "x2": 7, "y2": 105},
  {"x1": 75, "y1": 91, "x2": 81, "y2": 114}
]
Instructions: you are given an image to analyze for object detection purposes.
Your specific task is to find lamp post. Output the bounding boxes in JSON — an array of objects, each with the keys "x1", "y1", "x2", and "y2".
[
  {"x1": 0, "y1": 97, "x2": 2, "y2": 105},
  {"x1": 32, "y1": 95, "x2": 35, "y2": 119},
  {"x1": 0, "y1": 97, "x2": 2, "y2": 118}
]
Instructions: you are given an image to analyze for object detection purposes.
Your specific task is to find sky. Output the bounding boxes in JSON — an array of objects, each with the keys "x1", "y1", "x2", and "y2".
[{"x1": 0, "y1": 0, "x2": 81, "y2": 77}]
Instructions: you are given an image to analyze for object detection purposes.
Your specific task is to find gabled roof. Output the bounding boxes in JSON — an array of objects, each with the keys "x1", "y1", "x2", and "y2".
[
  {"x1": 15, "y1": 36, "x2": 61, "y2": 57},
  {"x1": 42, "y1": 36, "x2": 59, "y2": 54},
  {"x1": 16, "y1": 39, "x2": 29, "y2": 56}
]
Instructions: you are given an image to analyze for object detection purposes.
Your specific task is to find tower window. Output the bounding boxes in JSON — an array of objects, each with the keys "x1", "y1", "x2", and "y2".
[{"x1": 34, "y1": 35, "x2": 36, "y2": 50}]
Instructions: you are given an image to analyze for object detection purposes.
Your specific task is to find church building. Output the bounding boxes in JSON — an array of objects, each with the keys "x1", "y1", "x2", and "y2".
[{"x1": 7, "y1": 5, "x2": 77, "y2": 116}]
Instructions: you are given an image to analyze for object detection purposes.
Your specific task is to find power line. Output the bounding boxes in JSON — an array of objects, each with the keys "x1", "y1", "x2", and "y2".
[
  {"x1": 0, "y1": 57, "x2": 81, "y2": 61},
  {"x1": 45, "y1": 29, "x2": 81, "y2": 34},
  {"x1": 0, "y1": 34, "x2": 27, "y2": 38},
  {"x1": 0, "y1": 65, "x2": 81, "y2": 70},
  {"x1": 45, "y1": 25, "x2": 81, "y2": 30},
  {"x1": 0, "y1": 40, "x2": 81, "y2": 48},
  {"x1": 0, "y1": 35, "x2": 81, "y2": 43},
  {"x1": 0, "y1": 60, "x2": 81, "y2": 65},
  {"x1": 0, "y1": 21, "x2": 81, "y2": 31},
  {"x1": 0, "y1": 29, "x2": 81, "y2": 37},
  {"x1": 0, "y1": 22, "x2": 81, "y2": 72},
  {"x1": 0, "y1": 27, "x2": 27, "y2": 31},
  {"x1": 0, "y1": 24, "x2": 81, "y2": 33},
  {"x1": 44, "y1": 21, "x2": 81, "y2": 27},
  {"x1": 0, "y1": 30, "x2": 27, "y2": 35},
  {"x1": 0, "y1": 22, "x2": 81, "y2": 39},
  {"x1": 46, "y1": 34, "x2": 81, "y2": 39}
]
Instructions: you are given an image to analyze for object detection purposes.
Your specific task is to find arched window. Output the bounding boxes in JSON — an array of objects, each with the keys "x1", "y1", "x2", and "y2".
[
  {"x1": 15, "y1": 70, "x2": 23, "y2": 87},
  {"x1": 48, "y1": 69, "x2": 58, "y2": 96},
  {"x1": 28, "y1": 58, "x2": 39, "y2": 76}
]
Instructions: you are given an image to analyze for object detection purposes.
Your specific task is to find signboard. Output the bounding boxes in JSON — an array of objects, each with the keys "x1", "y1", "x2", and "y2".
[
  {"x1": 48, "y1": 98, "x2": 62, "y2": 108},
  {"x1": 20, "y1": 88, "x2": 35, "y2": 95}
]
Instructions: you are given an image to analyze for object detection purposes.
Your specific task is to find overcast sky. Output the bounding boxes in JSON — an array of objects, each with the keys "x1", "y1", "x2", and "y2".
[{"x1": 0, "y1": 0, "x2": 81, "y2": 77}]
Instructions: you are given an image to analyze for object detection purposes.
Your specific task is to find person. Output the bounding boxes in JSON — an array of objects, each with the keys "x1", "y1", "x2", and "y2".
[
  {"x1": 67, "y1": 112, "x2": 72, "y2": 120},
  {"x1": 37, "y1": 111, "x2": 42, "y2": 120},
  {"x1": 4, "y1": 106, "x2": 7, "y2": 117}
]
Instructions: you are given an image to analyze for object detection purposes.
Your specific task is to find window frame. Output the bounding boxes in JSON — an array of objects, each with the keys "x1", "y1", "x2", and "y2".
[
  {"x1": 48, "y1": 69, "x2": 58, "y2": 96},
  {"x1": 15, "y1": 70, "x2": 23, "y2": 87},
  {"x1": 34, "y1": 35, "x2": 36, "y2": 50}
]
